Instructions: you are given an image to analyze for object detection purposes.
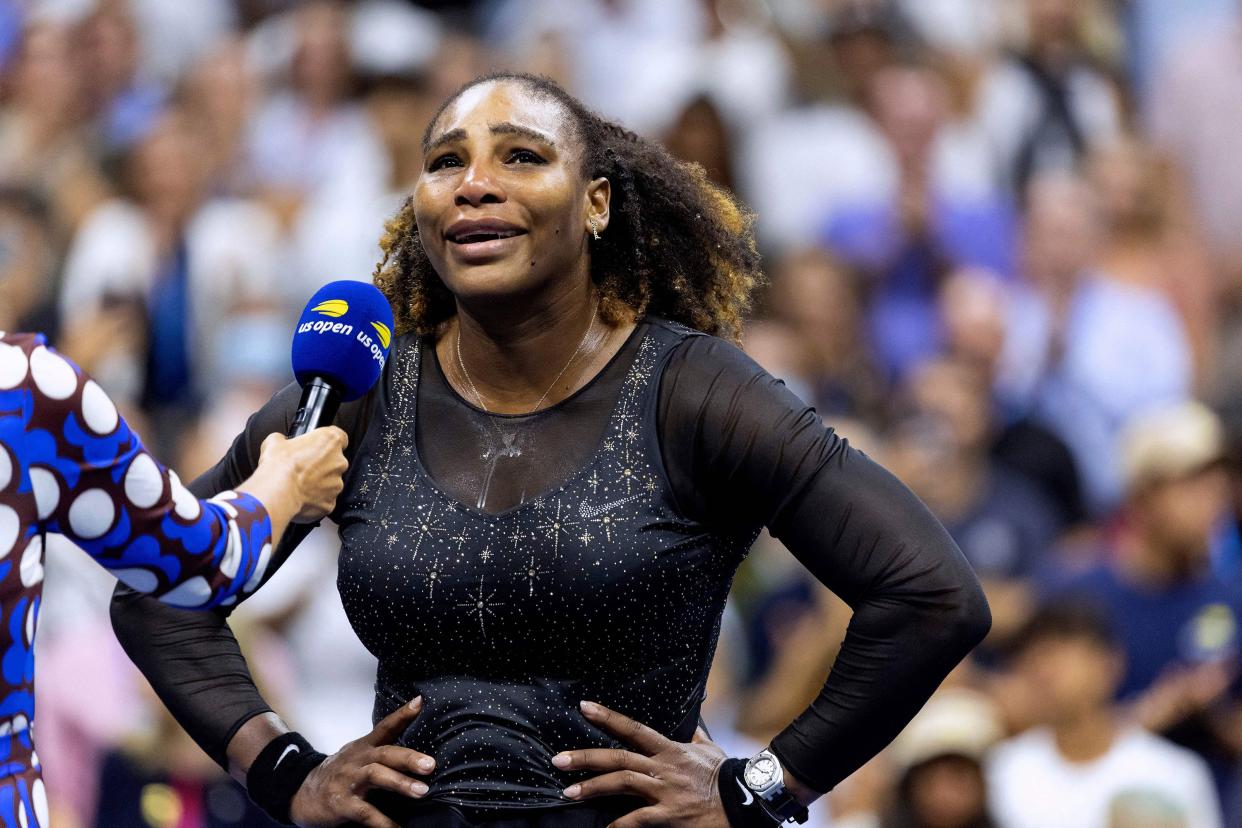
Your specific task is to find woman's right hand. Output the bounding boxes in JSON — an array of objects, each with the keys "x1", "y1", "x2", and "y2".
[{"x1": 290, "y1": 696, "x2": 435, "y2": 828}]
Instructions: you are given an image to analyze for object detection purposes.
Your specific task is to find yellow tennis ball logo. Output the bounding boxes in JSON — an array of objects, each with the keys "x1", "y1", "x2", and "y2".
[
  {"x1": 311, "y1": 299, "x2": 349, "y2": 318},
  {"x1": 371, "y1": 321, "x2": 391, "y2": 349},
  {"x1": 1191, "y1": 604, "x2": 1236, "y2": 654}
]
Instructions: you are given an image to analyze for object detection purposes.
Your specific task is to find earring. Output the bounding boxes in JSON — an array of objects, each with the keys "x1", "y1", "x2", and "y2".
[{"x1": 589, "y1": 216, "x2": 601, "y2": 240}]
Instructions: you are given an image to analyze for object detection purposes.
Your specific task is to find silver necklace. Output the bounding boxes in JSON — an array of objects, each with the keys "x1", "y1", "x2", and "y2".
[{"x1": 455, "y1": 303, "x2": 600, "y2": 415}]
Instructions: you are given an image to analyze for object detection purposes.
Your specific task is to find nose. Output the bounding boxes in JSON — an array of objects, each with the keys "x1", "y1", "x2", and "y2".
[{"x1": 454, "y1": 159, "x2": 506, "y2": 208}]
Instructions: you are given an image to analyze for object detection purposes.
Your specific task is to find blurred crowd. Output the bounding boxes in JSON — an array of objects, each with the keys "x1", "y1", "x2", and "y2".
[{"x1": 5, "y1": 0, "x2": 1242, "y2": 826}]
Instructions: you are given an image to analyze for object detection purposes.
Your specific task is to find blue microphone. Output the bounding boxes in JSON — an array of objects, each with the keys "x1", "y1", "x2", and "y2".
[{"x1": 289, "y1": 280, "x2": 395, "y2": 436}]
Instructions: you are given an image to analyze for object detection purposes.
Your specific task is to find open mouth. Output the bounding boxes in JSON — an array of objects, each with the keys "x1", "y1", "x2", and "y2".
[
  {"x1": 447, "y1": 229, "x2": 527, "y2": 244},
  {"x1": 444, "y1": 218, "x2": 529, "y2": 246}
]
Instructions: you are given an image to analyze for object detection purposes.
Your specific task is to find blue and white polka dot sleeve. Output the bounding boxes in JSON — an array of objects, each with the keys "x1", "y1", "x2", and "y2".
[{"x1": 0, "y1": 332, "x2": 274, "y2": 608}]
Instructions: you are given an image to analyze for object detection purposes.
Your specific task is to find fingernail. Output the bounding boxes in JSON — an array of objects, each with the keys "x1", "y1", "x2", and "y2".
[
  {"x1": 418, "y1": 757, "x2": 435, "y2": 772},
  {"x1": 412, "y1": 781, "x2": 429, "y2": 796},
  {"x1": 552, "y1": 753, "x2": 571, "y2": 768},
  {"x1": 409, "y1": 695, "x2": 422, "y2": 710},
  {"x1": 579, "y1": 700, "x2": 599, "y2": 715},
  {"x1": 563, "y1": 784, "x2": 581, "y2": 799}
]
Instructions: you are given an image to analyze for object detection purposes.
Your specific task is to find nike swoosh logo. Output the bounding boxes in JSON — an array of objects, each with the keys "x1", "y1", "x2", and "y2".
[
  {"x1": 274, "y1": 744, "x2": 300, "y2": 769},
  {"x1": 579, "y1": 495, "x2": 640, "y2": 520},
  {"x1": 734, "y1": 776, "x2": 754, "y2": 806}
]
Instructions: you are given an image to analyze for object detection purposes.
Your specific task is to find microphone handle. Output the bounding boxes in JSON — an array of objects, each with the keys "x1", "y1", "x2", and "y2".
[{"x1": 289, "y1": 376, "x2": 343, "y2": 437}]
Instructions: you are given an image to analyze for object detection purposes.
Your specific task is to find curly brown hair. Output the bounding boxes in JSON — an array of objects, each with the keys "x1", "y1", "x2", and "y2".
[{"x1": 373, "y1": 73, "x2": 762, "y2": 341}]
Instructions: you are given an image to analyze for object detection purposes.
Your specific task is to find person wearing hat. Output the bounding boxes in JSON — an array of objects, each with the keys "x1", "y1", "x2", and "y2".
[
  {"x1": 882, "y1": 689, "x2": 1002, "y2": 828},
  {"x1": 988, "y1": 600, "x2": 1222, "y2": 828},
  {"x1": 1052, "y1": 401, "x2": 1242, "y2": 805}
]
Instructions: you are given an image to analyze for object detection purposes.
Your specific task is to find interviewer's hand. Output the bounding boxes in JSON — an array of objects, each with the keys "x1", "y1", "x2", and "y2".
[
  {"x1": 291, "y1": 697, "x2": 435, "y2": 828},
  {"x1": 555, "y1": 701, "x2": 729, "y2": 828},
  {"x1": 238, "y1": 427, "x2": 349, "y2": 545}
]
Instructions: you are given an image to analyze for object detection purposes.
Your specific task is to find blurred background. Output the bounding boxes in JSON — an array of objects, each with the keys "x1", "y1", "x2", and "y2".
[{"x1": 6, "y1": 0, "x2": 1242, "y2": 825}]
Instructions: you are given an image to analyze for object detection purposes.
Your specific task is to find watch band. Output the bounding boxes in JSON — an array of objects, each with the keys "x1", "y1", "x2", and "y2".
[{"x1": 758, "y1": 786, "x2": 809, "y2": 824}]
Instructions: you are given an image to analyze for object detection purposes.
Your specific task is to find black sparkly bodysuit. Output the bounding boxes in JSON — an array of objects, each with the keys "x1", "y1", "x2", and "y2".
[
  {"x1": 337, "y1": 322, "x2": 752, "y2": 808},
  {"x1": 111, "y1": 317, "x2": 990, "y2": 825}
]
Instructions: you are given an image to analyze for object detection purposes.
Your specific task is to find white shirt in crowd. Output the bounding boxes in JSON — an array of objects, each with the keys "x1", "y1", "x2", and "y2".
[
  {"x1": 738, "y1": 104, "x2": 996, "y2": 254},
  {"x1": 484, "y1": 0, "x2": 791, "y2": 136},
  {"x1": 996, "y1": 274, "x2": 1192, "y2": 514},
  {"x1": 987, "y1": 726, "x2": 1222, "y2": 828},
  {"x1": 58, "y1": 197, "x2": 283, "y2": 398},
  {"x1": 974, "y1": 56, "x2": 1122, "y2": 193}
]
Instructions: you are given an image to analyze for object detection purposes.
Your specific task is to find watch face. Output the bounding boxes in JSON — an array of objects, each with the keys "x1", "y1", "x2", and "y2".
[{"x1": 744, "y1": 755, "x2": 779, "y2": 789}]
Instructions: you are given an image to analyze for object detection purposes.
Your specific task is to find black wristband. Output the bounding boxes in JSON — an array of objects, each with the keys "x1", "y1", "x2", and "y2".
[
  {"x1": 718, "y1": 758, "x2": 780, "y2": 828},
  {"x1": 246, "y1": 732, "x2": 328, "y2": 825}
]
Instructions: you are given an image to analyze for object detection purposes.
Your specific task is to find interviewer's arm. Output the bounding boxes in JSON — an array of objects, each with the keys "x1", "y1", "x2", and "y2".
[
  {"x1": 109, "y1": 381, "x2": 370, "y2": 767},
  {"x1": 5, "y1": 333, "x2": 343, "y2": 607}
]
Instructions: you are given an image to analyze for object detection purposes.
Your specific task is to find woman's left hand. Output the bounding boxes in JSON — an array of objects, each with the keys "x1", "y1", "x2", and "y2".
[{"x1": 554, "y1": 700, "x2": 730, "y2": 828}]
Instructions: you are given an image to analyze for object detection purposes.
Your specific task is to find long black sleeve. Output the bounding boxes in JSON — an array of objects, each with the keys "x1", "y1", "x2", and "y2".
[
  {"x1": 110, "y1": 382, "x2": 373, "y2": 765},
  {"x1": 657, "y1": 336, "x2": 991, "y2": 793}
]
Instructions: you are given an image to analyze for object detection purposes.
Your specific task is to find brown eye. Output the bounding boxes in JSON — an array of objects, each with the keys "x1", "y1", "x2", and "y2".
[
  {"x1": 429, "y1": 153, "x2": 462, "y2": 171},
  {"x1": 507, "y1": 149, "x2": 545, "y2": 165}
]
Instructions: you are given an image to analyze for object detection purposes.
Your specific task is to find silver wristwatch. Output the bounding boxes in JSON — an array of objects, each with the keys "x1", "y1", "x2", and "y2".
[{"x1": 742, "y1": 750, "x2": 809, "y2": 824}]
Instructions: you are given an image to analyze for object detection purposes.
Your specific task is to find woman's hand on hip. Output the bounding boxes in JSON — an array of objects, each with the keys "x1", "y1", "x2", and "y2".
[
  {"x1": 290, "y1": 696, "x2": 435, "y2": 828},
  {"x1": 555, "y1": 701, "x2": 730, "y2": 828}
]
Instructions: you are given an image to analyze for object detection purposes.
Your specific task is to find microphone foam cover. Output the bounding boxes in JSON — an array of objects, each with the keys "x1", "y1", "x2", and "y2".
[{"x1": 291, "y1": 280, "x2": 395, "y2": 401}]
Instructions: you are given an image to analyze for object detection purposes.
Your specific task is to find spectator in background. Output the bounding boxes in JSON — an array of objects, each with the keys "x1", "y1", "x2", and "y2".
[
  {"x1": 482, "y1": 0, "x2": 701, "y2": 132},
  {"x1": 0, "y1": 188, "x2": 57, "y2": 337},
  {"x1": 988, "y1": 601, "x2": 1223, "y2": 828},
  {"x1": 823, "y1": 61, "x2": 1015, "y2": 378},
  {"x1": 289, "y1": 68, "x2": 438, "y2": 293},
  {"x1": 1087, "y1": 137, "x2": 1215, "y2": 388},
  {"x1": 1146, "y1": 1, "x2": 1242, "y2": 400},
  {"x1": 485, "y1": 0, "x2": 790, "y2": 137},
  {"x1": 820, "y1": 0, "x2": 919, "y2": 107},
  {"x1": 246, "y1": 0, "x2": 385, "y2": 229},
  {"x1": 738, "y1": 1, "x2": 908, "y2": 253},
  {"x1": 998, "y1": 174, "x2": 1191, "y2": 514},
  {"x1": 896, "y1": 0, "x2": 1002, "y2": 67},
  {"x1": 0, "y1": 20, "x2": 109, "y2": 234},
  {"x1": 661, "y1": 93, "x2": 736, "y2": 192},
  {"x1": 422, "y1": 27, "x2": 490, "y2": 103},
  {"x1": 58, "y1": 106, "x2": 282, "y2": 449},
  {"x1": 938, "y1": 269, "x2": 1087, "y2": 532},
  {"x1": 1055, "y1": 402, "x2": 1242, "y2": 799},
  {"x1": 125, "y1": 0, "x2": 238, "y2": 87},
  {"x1": 886, "y1": 357, "x2": 1059, "y2": 646},
  {"x1": 874, "y1": 689, "x2": 1003, "y2": 828},
  {"x1": 1122, "y1": 0, "x2": 1236, "y2": 109},
  {"x1": 1147, "y1": 0, "x2": 1242, "y2": 306},
  {"x1": 975, "y1": 0, "x2": 1122, "y2": 197},
  {"x1": 937, "y1": 267, "x2": 1008, "y2": 379},
  {"x1": 76, "y1": 3, "x2": 165, "y2": 152},
  {"x1": 1219, "y1": 393, "x2": 1242, "y2": 582},
  {"x1": 278, "y1": 0, "x2": 445, "y2": 292},
  {"x1": 829, "y1": 689, "x2": 1003, "y2": 828},
  {"x1": 743, "y1": 248, "x2": 886, "y2": 419},
  {"x1": 180, "y1": 38, "x2": 262, "y2": 199}
]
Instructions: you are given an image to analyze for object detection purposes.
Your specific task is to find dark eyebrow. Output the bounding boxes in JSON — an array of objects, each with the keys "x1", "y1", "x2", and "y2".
[
  {"x1": 423, "y1": 127, "x2": 466, "y2": 155},
  {"x1": 488, "y1": 122, "x2": 557, "y2": 148},
  {"x1": 423, "y1": 122, "x2": 557, "y2": 156}
]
